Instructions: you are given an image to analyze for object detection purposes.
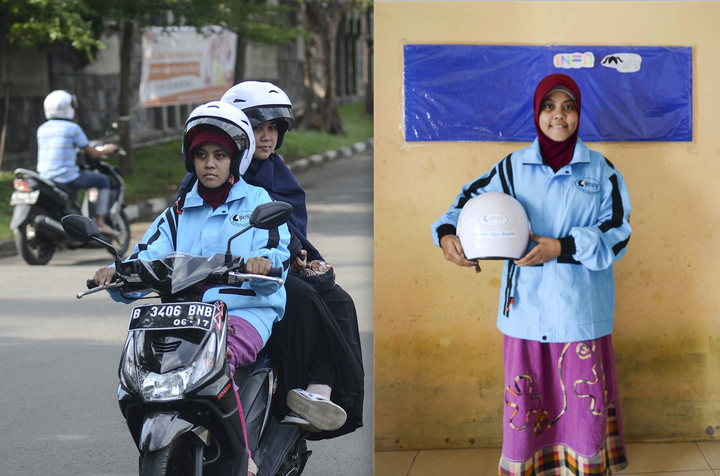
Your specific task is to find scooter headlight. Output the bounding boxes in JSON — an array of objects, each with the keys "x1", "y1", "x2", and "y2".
[
  {"x1": 140, "y1": 367, "x2": 194, "y2": 402},
  {"x1": 139, "y1": 334, "x2": 218, "y2": 402},
  {"x1": 190, "y1": 333, "x2": 217, "y2": 386}
]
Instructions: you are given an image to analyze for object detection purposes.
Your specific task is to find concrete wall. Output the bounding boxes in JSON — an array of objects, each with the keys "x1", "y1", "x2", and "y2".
[{"x1": 374, "y1": 1, "x2": 720, "y2": 451}]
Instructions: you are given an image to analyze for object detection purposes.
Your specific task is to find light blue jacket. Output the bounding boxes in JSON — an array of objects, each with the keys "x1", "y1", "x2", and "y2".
[
  {"x1": 36, "y1": 119, "x2": 88, "y2": 183},
  {"x1": 432, "y1": 138, "x2": 632, "y2": 343},
  {"x1": 111, "y1": 179, "x2": 291, "y2": 345}
]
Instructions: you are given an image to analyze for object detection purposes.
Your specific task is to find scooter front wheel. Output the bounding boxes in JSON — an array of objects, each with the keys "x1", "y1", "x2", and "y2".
[
  {"x1": 14, "y1": 217, "x2": 55, "y2": 265},
  {"x1": 139, "y1": 436, "x2": 194, "y2": 476}
]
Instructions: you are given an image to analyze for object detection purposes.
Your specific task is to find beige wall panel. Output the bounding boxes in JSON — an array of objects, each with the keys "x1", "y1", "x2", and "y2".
[{"x1": 375, "y1": 1, "x2": 720, "y2": 451}]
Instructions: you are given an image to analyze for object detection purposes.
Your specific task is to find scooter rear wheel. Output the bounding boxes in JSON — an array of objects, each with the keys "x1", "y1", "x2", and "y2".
[
  {"x1": 107, "y1": 210, "x2": 131, "y2": 258},
  {"x1": 139, "y1": 437, "x2": 194, "y2": 476},
  {"x1": 14, "y1": 217, "x2": 55, "y2": 265}
]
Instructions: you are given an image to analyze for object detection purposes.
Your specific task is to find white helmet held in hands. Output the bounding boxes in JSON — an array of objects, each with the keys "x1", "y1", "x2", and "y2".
[
  {"x1": 182, "y1": 101, "x2": 256, "y2": 177},
  {"x1": 220, "y1": 81, "x2": 295, "y2": 150},
  {"x1": 456, "y1": 192, "x2": 530, "y2": 260},
  {"x1": 43, "y1": 90, "x2": 78, "y2": 120}
]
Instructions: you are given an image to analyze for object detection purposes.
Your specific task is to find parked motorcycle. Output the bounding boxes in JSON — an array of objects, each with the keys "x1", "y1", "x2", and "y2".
[
  {"x1": 9, "y1": 142, "x2": 130, "y2": 265},
  {"x1": 61, "y1": 201, "x2": 312, "y2": 476}
]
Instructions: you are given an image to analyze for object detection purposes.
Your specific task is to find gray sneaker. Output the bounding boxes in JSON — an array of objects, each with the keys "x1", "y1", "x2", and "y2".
[{"x1": 287, "y1": 389, "x2": 347, "y2": 431}]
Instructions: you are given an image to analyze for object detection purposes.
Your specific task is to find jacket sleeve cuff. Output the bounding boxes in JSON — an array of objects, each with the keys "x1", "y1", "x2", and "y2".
[
  {"x1": 558, "y1": 236, "x2": 576, "y2": 256},
  {"x1": 436, "y1": 224, "x2": 457, "y2": 243}
]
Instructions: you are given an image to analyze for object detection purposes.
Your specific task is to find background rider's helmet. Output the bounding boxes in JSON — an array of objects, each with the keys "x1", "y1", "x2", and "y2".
[
  {"x1": 43, "y1": 90, "x2": 78, "y2": 120},
  {"x1": 182, "y1": 101, "x2": 256, "y2": 177},
  {"x1": 456, "y1": 192, "x2": 530, "y2": 260},
  {"x1": 220, "y1": 81, "x2": 295, "y2": 150}
]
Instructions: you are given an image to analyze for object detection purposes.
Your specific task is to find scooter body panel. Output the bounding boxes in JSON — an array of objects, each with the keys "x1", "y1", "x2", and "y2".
[
  {"x1": 140, "y1": 411, "x2": 199, "y2": 452},
  {"x1": 10, "y1": 204, "x2": 33, "y2": 229}
]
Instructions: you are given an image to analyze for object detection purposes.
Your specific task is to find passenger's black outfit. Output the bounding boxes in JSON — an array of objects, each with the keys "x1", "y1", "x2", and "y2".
[
  {"x1": 267, "y1": 276, "x2": 364, "y2": 439},
  {"x1": 177, "y1": 153, "x2": 365, "y2": 439}
]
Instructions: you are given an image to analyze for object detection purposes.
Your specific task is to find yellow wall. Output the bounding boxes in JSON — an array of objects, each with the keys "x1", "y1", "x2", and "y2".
[{"x1": 374, "y1": 1, "x2": 720, "y2": 451}]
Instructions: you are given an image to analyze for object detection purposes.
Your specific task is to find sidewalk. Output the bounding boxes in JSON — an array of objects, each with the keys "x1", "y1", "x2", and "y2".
[
  {"x1": 376, "y1": 441, "x2": 720, "y2": 476},
  {"x1": 0, "y1": 138, "x2": 373, "y2": 258}
]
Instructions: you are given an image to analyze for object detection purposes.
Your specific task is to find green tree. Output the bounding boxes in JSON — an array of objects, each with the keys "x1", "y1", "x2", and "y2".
[
  {"x1": 298, "y1": 0, "x2": 354, "y2": 134},
  {"x1": 83, "y1": 0, "x2": 174, "y2": 176},
  {"x1": 0, "y1": 0, "x2": 103, "y2": 168},
  {"x1": 86, "y1": 0, "x2": 307, "y2": 175},
  {"x1": 354, "y1": 0, "x2": 373, "y2": 115}
]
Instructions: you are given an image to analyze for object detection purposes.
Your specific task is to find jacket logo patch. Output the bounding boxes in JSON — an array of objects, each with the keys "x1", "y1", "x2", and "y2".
[
  {"x1": 575, "y1": 178, "x2": 601, "y2": 195},
  {"x1": 229, "y1": 211, "x2": 252, "y2": 227},
  {"x1": 480, "y1": 213, "x2": 509, "y2": 226}
]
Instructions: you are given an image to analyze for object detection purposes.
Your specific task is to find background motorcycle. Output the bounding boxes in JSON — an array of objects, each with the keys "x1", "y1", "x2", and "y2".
[
  {"x1": 62, "y1": 202, "x2": 312, "y2": 476},
  {"x1": 9, "y1": 140, "x2": 130, "y2": 265}
]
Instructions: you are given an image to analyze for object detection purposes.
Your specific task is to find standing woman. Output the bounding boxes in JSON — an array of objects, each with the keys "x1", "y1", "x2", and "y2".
[{"x1": 432, "y1": 74, "x2": 631, "y2": 475}]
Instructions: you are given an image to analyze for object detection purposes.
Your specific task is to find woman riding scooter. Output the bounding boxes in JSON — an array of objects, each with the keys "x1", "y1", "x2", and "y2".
[{"x1": 94, "y1": 101, "x2": 291, "y2": 476}]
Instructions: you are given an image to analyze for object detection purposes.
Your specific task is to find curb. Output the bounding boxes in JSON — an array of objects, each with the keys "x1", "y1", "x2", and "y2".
[{"x1": 0, "y1": 138, "x2": 373, "y2": 259}]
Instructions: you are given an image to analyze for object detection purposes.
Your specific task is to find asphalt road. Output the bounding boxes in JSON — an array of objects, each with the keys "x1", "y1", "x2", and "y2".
[{"x1": 0, "y1": 149, "x2": 373, "y2": 476}]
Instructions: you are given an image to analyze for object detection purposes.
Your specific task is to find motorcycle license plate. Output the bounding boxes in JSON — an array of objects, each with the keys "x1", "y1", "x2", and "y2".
[
  {"x1": 128, "y1": 303, "x2": 219, "y2": 331},
  {"x1": 10, "y1": 190, "x2": 39, "y2": 205}
]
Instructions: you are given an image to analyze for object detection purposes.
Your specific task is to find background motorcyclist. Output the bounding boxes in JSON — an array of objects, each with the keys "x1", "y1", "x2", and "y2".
[{"x1": 36, "y1": 90, "x2": 120, "y2": 236}]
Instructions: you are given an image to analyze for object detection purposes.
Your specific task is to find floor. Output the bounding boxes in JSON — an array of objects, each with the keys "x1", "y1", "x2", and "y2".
[{"x1": 375, "y1": 441, "x2": 720, "y2": 476}]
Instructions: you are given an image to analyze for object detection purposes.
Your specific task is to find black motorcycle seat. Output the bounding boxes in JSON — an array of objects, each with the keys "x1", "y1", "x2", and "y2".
[{"x1": 14, "y1": 168, "x2": 79, "y2": 200}]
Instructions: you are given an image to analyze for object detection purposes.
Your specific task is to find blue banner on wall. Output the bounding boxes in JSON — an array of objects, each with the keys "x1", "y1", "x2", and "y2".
[{"x1": 404, "y1": 45, "x2": 692, "y2": 142}]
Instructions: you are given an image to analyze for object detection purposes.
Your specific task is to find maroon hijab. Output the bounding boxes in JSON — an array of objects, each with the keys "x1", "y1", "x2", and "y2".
[{"x1": 533, "y1": 74, "x2": 581, "y2": 172}]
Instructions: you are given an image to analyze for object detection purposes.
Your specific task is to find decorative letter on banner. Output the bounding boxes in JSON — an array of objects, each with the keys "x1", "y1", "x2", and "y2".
[{"x1": 403, "y1": 45, "x2": 692, "y2": 142}]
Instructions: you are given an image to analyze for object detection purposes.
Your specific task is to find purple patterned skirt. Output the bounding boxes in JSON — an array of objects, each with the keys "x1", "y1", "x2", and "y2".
[{"x1": 499, "y1": 334, "x2": 628, "y2": 475}]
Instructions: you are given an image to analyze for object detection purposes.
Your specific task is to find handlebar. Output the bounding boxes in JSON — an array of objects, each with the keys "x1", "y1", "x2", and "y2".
[
  {"x1": 78, "y1": 266, "x2": 283, "y2": 299},
  {"x1": 228, "y1": 271, "x2": 283, "y2": 286}
]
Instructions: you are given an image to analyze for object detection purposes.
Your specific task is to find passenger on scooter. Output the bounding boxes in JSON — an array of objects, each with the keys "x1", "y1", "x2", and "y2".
[
  {"x1": 178, "y1": 82, "x2": 365, "y2": 437},
  {"x1": 37, "y1": 90, "x2": 120, "y2": 236},
  {"x1": 94, "y1": 101, "x2": 291, "y2": 476}
]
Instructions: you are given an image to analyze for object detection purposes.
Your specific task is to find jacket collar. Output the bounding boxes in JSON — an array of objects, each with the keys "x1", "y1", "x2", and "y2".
[
  {"x1": 522, "y1": 137, "x2": 591, "y2": 166},
  {"x1": 183, "y1": 178, "x2": 248, "y2": 209}
]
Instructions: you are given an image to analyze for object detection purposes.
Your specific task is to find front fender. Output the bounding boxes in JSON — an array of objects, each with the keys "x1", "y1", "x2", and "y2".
[
  {"x1": 139, "y1": 411, "x2": 209, "y2": 452},
  {"x1": 10, "y1": 205, "x2": 33, "y2": 230}
]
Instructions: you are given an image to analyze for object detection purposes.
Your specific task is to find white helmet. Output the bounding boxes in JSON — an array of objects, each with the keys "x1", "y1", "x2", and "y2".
[
  {"x1": 456, "y1": 192, "x2": 530, "y2": 260},
  {"x1": 43, "y1": 90, "x2": 78, "y2": 120},
  {"x1": 220, "y1": 81, "x2": 295, "y2": 150},
  {"x1": 182, "y1": 101, "x2": 256, "y2": 177}
]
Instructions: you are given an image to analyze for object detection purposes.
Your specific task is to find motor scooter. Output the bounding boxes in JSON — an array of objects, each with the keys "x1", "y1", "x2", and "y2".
[
  {"x1": 9, "y1": 142, "x2": 130, "y2": 265},
  {"x1": 61, "y1": 201, "x2": 312, "y2": 476}
]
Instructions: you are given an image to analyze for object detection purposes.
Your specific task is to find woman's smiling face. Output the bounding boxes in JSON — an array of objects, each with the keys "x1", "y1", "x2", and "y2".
[
  {"x1": 538, "y1": 90, "x2": 578, "y2": 142},
  {"x1": 193, "y1": 141, "x2": 232, "y2": 188}
]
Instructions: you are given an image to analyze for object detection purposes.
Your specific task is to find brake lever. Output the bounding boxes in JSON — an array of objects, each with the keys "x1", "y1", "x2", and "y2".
[{"x1": 77, "y1": 281, "x2": 124, "y2": 299}]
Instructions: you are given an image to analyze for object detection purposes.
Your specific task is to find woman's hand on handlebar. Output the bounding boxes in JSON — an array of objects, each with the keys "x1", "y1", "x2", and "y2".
[
  {"x1": 245, "y1": 257, "x2": 271, "y2": 275},
  {"x1": 94, "y1": 266, "x2": 118, "y2": 287},
  {"x1": 440, "y1": 235, "x2": 476, "y2": 268}
]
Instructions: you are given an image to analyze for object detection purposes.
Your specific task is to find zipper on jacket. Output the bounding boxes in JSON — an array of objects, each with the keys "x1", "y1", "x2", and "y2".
[{"x1": 503, "y1": 262, "x2": 516, "y2": 317}]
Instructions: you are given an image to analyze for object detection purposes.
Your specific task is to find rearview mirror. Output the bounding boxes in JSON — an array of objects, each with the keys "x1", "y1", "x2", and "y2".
[
  {"x1": 104, "y1": 122, "x2": 118, "y2": 136},
  {"x1": 61, "y1": 214, "x2": 100, "y2": 243},
  {"x1": 225, "y1": 201, "x2": 293, "y2": 264},
  {"x1": 250, "y1": 202, "x2": 293, "y2": 230}
]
